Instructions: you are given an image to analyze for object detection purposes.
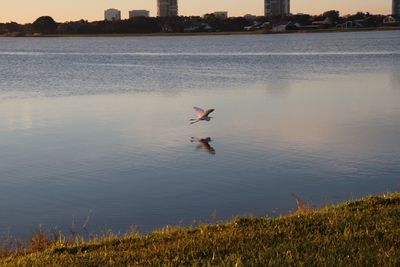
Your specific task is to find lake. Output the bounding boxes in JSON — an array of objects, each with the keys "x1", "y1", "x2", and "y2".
[{"x1": 0, "y1": 31, "x2": 399, "y2": 238}]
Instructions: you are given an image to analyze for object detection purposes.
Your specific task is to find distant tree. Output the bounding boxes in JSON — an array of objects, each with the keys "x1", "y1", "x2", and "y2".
[
  {"x1": 322, "y1": 10, "x2": 340, "y2": 22},
  {"x1": 290, "y1": 14, "x2": 312, "y2": 25},
  {"x1": 5, "y1": 21, "x2": 24, "y2": 33},
  {"x1": 160, "y1": 16, "x2": 185, "y2": 32},
  {"x1": 32, "y1": 16, "x2": 57, "y2": 34},
  {"x1": 221, "y1": 17, "x2": 249, "y2": 31},
  {"x1": 0, "y1": 23, "x2": 6, "y2": 34},
  {"x1": 56, "y1": 20, "x2": 91, "y2": 34},
  {"x1": 363, "y1": 15, "x2": 385, "y2": 27},
  {"x1": 203, "y1": 13, "x2": 222, "y2": 30},
  {"x1": 269, "y1": 15, "x2": 287, "y2": 25},
  {"x1": 348, "y1": 12, "x2": 367, "y2": 21},
  {"x1": 254, "y1": 16, "x2": 269, "y2": 23},
  {"x1": 203, "y1": 13, "x2": 217, "y2": 21}
]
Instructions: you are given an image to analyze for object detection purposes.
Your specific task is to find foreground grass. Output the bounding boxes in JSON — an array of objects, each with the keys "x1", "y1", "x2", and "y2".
[{"x1": 1, "y1": 193, "x2": 400, "y2": 266}]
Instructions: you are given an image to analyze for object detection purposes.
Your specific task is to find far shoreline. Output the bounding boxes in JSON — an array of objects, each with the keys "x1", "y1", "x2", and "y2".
[{"x1": 1, "y1": 26, "x2": 400, "y2": 38}]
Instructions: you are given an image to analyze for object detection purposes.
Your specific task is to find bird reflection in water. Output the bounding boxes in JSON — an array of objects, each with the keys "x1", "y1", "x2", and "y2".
[{"x1": 191, "y1": 137, "x2": 216, "y2": 155}]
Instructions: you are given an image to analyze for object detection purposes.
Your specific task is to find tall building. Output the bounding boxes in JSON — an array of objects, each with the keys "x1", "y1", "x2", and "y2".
[
  {"x1": 105, "y1": 8, "x2": 121, "y2": 21},
  {"x1": 129, "y1": 10, "x2": 150, "y2": 18},
  {"x1": 393, "y1": 0, "x2": 400, "y2": 16},
  {"x1": 264, "y1": 0, "x2": 290, "y2": 17},
  {"x1": 157, "y1": 0, "x2": 178, "y2": 17}
]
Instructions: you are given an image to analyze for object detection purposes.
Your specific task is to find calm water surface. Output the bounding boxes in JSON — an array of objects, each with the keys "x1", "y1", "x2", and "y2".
[{"x1": 0, "y1": 31, "x2": 399, "y2": 237}]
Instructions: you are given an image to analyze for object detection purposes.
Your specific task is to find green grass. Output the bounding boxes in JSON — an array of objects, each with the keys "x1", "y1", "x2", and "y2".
[{"x1": 1, "y1": 193, "x2": 400, "y2": 266}]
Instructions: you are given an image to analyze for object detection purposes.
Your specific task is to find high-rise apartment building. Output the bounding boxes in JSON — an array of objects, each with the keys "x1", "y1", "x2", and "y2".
[
  {"x1": 393, "y1": 0, "x2": 400, "y2": 16},
  {"x1": 264, "y1": 0, "x2": 290, "y2": 17},
  {"x1": 157, "y1": 0, "x2": 178, "y2": 17}
]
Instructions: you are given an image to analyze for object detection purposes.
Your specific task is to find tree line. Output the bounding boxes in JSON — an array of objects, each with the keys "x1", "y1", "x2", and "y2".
[{"x1": 0, "y1": 11, "x2": 398, "y2": 36}]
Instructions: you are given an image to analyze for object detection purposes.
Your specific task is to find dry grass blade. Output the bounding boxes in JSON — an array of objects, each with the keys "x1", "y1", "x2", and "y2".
[{"x1": 290, "y1": 193, "x2": 312, "y2": 212}]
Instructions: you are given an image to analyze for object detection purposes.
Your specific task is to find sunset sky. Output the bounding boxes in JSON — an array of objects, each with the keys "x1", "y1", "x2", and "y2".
[{"x1": 0, "y1": 0, "x2": 392, "y2": 23}]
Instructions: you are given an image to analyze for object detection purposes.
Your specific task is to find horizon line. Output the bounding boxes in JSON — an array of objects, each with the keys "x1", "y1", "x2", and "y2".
[{"x1": 1, "y1": 10, "x2": 395, "y2": 25}]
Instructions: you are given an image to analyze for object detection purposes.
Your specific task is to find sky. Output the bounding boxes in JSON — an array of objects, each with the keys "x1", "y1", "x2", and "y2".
[{"x1": 0, "y1": 0, "x2": 392, "y2": 23}]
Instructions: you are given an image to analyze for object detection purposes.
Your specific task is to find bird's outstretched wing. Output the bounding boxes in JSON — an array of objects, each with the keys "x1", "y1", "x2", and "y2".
[
  {"x1": 204, "y1": 109, "x2": 215, "y2": 117},
  {"x1": 193, "y1": 106, "x2": 204, "y2": 116}
]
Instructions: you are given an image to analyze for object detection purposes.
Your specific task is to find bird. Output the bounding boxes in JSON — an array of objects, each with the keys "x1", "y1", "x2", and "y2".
[
  {"x1": 190, "y1": 137, "x2": 216, "y2": 155},
  {"x1": 190, "y1": 107, "x2": 215, "y2": 125}
]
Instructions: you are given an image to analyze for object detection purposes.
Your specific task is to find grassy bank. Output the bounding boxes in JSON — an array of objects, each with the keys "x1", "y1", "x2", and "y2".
[{"x1": 1, "y1": 193, "x2": 400, "y2": 266}]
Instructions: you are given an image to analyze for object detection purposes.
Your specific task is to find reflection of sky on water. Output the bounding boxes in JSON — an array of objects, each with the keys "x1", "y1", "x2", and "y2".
[
  {"x1": 1, "y1": 31, "x2": 400, "y2": 98},
  {"x1": 0, "y1": 71, "x2": 399, "y2": 238},
  {"x1": 391, "y1": 71, "x2": 400, "y2": 91},
  {"x1": 0, "y1": 31, "x2": 399, "y2": 238}
]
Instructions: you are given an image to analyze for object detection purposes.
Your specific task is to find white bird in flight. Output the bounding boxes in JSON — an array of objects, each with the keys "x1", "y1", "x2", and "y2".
[{"x1": 190, "y1": 107, "x2": 215, "y2": 125}]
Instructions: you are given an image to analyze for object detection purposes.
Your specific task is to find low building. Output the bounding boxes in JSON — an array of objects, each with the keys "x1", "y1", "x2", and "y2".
[
  {"x1": 214, "y1": 11, "x2": 228, "y2": 20},
  {"x1": 271, "y1": 21, "x2": 299, "y2": 32},
  {"x1": 129, "y1": 10, "x2": 150, "y2": 18},
  {"x1": 184, "y1": 23, "x2": 212, "y2": 32},
  {"x1": 244, "y1": 22, "x2": 270, "y2": 31},
  {"x1": 312, "y1": 17, "x2": 333, "y2": 26},
  {"x1": 105, "y1": 8, "x2": 121, "y2": 21},
  {"x1": 336, "y1": 20, "x2": 363, "y2": 29},
  {"x1": 383, "y1": 16, "x2": 399, "y2": 25}
]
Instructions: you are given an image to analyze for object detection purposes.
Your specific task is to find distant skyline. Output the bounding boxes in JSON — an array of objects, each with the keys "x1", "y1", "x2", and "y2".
[{"x1": 0, "y1": 0, "x2": 391, "y2": 23}]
